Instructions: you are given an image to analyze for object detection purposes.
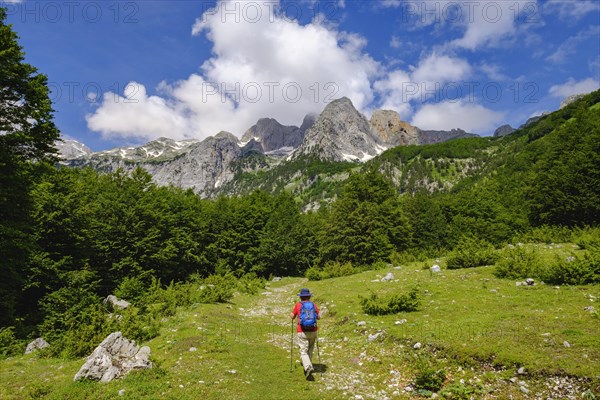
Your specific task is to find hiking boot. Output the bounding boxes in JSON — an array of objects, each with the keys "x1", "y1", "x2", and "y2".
[{"x1": 304, "y1": 365, "x2": 314, "y2": 379}]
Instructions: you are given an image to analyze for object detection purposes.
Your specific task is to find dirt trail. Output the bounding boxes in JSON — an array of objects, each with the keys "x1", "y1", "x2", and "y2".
[{"x1": 241, "y1": 280, "x2": 393, "y2": 399}]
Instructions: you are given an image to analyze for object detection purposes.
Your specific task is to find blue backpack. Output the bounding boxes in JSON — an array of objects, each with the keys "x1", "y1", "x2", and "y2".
[{"x1": 299, "y1": 301, "x2": 317, "y2": 331}]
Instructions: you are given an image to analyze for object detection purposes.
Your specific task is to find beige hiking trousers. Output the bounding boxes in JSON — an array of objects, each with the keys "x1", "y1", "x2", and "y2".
[{"x1": 297, "y1": 331, "x2": 317, "y2": 371}]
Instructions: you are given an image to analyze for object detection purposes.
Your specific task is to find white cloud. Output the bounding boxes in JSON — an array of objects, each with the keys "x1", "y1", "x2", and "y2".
[
  {"x1": 411, "y1": 100, "x2": 505, "y2": 134},
  {"x1": 379, "y1": 0, "x2": 401, "y2": 8},
  {"x1": 88, "y1": 0, "x2": 379, "y2": 142},
  {"x1": 549, "y1": 77, "x2": 600, "y2": 98},
  {"x1": 389, "y1": 35, "x2": 401, "y2": 49},
  {"x1": 451, "y1": 1, "x2": 538, "y2": 50},
  {"x1": 380, "y1": 1, "x2": 539, "y2": 50},
  {"x1": 479, "y1": 63, "x2": 509, "y2": 81},
  {"x1": 544, "y1": 0, "x2": 600, "y2": 20},
  {"x1": 546, "y1": 25, "x2": 599, "y2": 64},
  {"x1": 374, "y1": 53, "x2": 472, "y2": 117}
]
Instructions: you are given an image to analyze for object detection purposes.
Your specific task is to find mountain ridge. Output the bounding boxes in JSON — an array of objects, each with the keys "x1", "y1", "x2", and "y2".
[{"x1": 57, "y1": 97, "x2": 500, "y2": 198}]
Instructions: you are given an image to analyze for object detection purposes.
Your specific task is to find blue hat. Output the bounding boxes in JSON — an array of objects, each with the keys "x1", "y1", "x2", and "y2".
[{"x1": 298, "y1": 288, "x2": 313, "y2": 297}]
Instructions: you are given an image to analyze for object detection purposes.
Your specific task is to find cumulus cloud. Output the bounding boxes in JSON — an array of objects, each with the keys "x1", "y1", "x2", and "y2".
[
  {"x1": 549, "y1": 77, "x2": 600, "y2": 98},
  {"x1": 411, "y1": 100, "x2": 505, "y2": 133},
  {"x1": 374, "y1": 53, "x2": 472, "y2": 118},
  {"x1": 86, "y1": 0, "x2": 509, "y2": 142},
  {"x1": 87, "y1": 0, "x2": 379, "y2": 142}
]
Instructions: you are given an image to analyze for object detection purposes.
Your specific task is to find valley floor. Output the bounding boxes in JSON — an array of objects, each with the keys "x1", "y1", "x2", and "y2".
[{"x1": 1, "y1": 249, "x2": 599, "y2": 399}]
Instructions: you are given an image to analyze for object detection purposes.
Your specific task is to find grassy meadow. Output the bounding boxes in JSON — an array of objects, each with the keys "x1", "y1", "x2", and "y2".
[{"x1": 1, "y1": 243, "x2": 598, "y2": 399}]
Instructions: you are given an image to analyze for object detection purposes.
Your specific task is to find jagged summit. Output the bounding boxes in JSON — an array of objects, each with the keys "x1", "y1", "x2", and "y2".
[
  {"x1": 493, "y1": 124, "x2": 516, "y2": 137},
  {"x1": 56, "y1": 139, "x2": 93, "y2": 160},
  {"x1": 241, "y1": 115, "x2": 313, "y2": 153},
  {"x1": 370, "y1": 110, "x2": 421, "y2": 146},
  {"x1": 293, "y1": 97, "x2": 385, "y2": 162},
  {"x1": 59, "y1": 96, "x2": 486, "y2": 197}
]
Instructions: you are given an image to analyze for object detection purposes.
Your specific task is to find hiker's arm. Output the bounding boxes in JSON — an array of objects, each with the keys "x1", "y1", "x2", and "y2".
[{"x1": 290, "y1": 312, "x2": 296, "y2": 320}]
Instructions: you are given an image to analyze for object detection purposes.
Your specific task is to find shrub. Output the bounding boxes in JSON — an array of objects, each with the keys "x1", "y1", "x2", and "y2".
[
  {"x1": 359, "y1": 288, "x2": 420, "y2": 315},
  {"x1": 194, "y1": 274, "x2": 237, "y2": 303},
  {"x1": 0, "y1": 327, "x2": 23, "y2": 358},
  {"x1": 494, "y1": 245, "x2": 543, "y2": 279},
  {"x1": 114, "y1": 274, "x2": 152, "y2": 304},
  {"x1": 57, "y1": 303, "x2": 112, "y2": 358},
  {"x1": 371, "y1": 260, "x2": 389, "y2": 270},
  {"x1": 516, "y1": 225, "x2": 574, "y2": 244},
  {"x1": 305, "y1": 261, "x2": 356, "y2": 280},
  {"x1": 447, "y1": 237, "x2": 497, "y2": 269},
  {"x1": 237, "y1": 273, "x2": 266, "y2": 295},
  {"x1": 306, "y1": 266, "x2": 322, "y2": 281},
  {"x1": 114, "y1": 306, "x2": 160, "y2": 343},
  {"x1": 322, "y1": 261, "x2": 356, "y2": 279},
  {"x1": 414, "y1": 367, "x2": 446, "y2": 392},
  {"x1": 543, "y1": 250, "x2": 600, "y2": 285},
  {"x1": 574, "y1": 227, "x2": 600, "y2": 250},
  {"x1": 439, "y1": 382, "x2": 484, "y2": 399}
]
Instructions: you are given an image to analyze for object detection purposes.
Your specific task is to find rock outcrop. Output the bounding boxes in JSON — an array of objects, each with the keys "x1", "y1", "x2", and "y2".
[
  {"x1": 60, "y1": 97, "x2": 480, "y2": 197},
  {"x1": 73, "y1": 332, "x2": 152, "y2": 382},
  {"x1": 103, "y1": 295, "x2": 131, "y2": 311},
  {"x1": 493, "y1": 124, "x2": 516, "y2": 137},
  {"x1": 293, "y1": 97, "x2": 386, "y2": 162},
  {"x1": 560, "y1": 94, "x2": 586, "y2": 109},
  {"x1": 370, "y1": 110, "x2": 420, "y2": 146},
  {"x1": 56, "y1": 139, "x2": 93, "y2": 160},
  {"x1": 241, "y1": 114, "x2": 315, "y2": 153},
  {"x1": 25, "y1": 338, "x2": 50, "y2": 354}
]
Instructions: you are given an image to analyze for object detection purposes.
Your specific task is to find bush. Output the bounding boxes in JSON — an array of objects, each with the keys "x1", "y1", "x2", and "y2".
[
  {"x1": 306, "y1": 266, "x2": 322, "y2": 281},
  {"x1": 543, "y1": 250, "x2": 600, "y2": 285},
  {"x1": 237, "y1": 273, "x2": 266, "y2": 295},
  {"x1": 115, "y1": 306, "x2": 160, "y2": 343},
  {"x1": 414, "y1": 368, "x2": 446, "y2": 392},
  {"x1": 516, "y1": 225, "x2": 574, "y2": 244},
  {"x1": 359, "y1": 288, "x2": 420, "y2": 315},
  {"x1": 447, "y1": 237, "x2": 497, "y2": 270},
  {"x1": 439, "y1": 382, "x2": 484, "y2": 399},
  {"x1": 574, "y1": 227, "x2": 600, "y2": 250},
  {"x1": 0, "y1": 327, "x2": 23, "y2": 358},
  {"x1": 114, "y1": 273, "x2": 152, "y2": 304},
  {"x1": 194, "y1": 274, "x2": 237, "y2": 303},
  {"x1": 56, "y1": 304, "x2": 112, "y2": 358},
  {"x1": 494, "y1": 245, "x2": 543, "y2": 279},
  {"x1": 305, "y1": 261, "x2": 356, "y2": 280}
]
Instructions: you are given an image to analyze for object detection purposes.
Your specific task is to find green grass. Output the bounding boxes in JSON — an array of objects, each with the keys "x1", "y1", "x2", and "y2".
[{"x1": 1, "y1": 246, "x2": 599, "y2": 399}]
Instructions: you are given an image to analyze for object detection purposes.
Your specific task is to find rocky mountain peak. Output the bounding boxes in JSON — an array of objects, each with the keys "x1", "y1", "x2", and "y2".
[
  {"x1": 241, "y1": 115, "x2": 314, "y2": 154},
  {"x1": 493, "y1": 124, "x2": 516, "y2": 137},
  {"x1": 560, "y1": 93, "x2": 586, "y2": 109},
  {"x1": 214, "y1": 131, "x2": 238, "y2": 141},
  {"x1": 293, "y1": 97, "x2": 384, "y2": 162},
  {"x1": 369, "y1": 110, "x2": 420, "y2": 146},
  {"x1": 56, "y1": 139, "x2": 93, "y2": 160}
]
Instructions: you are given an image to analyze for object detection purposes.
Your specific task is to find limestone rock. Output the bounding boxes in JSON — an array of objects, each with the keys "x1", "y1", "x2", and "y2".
[
  {"x1": 493, "y1": 124, "x2": 516, "y2": 137},
  {"x1": 293, "y1": 97, "x2": 384, "y2": 162},
  {"x1": 380, "y1": 272, "x2": 394, "y2": 282},
  {"x1": 103, "y1": 295, "x2": 131, "y2": 311},
  {"x1": 369, "y1": 110, "x2": 420, "y2": 146},
  {"x1": 430, "y1": 265, "x2": 441, "y2": 273},
  {"x1": 560, "y1": 94, "x2": 585, "y2": 109},
  {"x1": 55, "y1": 139, "x2": 93, "y2": 160},
  {"x1": 241, "y1": 114, "x2": 315, "y2": 153},
  {"x1": 74, "y1": 332, "x2": 152, "y2": 382},
  {"x1": 25, "y1": 338, "x2": 50, "y2": 354}
]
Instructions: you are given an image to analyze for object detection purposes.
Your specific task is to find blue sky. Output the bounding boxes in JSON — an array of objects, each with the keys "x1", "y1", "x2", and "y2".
[{"x1": 4, "y1": 0, "x2": 599, "y2": 151}]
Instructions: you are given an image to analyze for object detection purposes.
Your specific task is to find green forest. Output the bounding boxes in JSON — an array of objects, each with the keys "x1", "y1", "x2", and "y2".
[{"x1": 1, "y1": 7, "x2": 599, "y2": 361}]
